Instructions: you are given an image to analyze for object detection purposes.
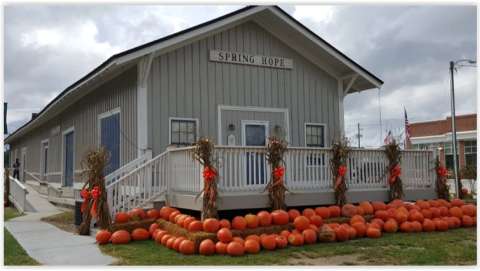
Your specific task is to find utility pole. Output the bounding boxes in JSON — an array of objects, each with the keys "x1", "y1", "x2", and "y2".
[
  {"x1": 449, "y1": 61, "x2": 460, "y2": 198},
  {"x1": 355, "y1": 123, "x2": 362, "y2": 148}
]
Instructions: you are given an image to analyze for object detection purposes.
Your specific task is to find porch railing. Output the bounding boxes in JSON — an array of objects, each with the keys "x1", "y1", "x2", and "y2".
[{"x1": 106, "y1": 145, "x2": 435, "y2": 216}]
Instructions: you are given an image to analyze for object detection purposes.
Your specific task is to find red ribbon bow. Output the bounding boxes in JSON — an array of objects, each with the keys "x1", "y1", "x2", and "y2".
[
  {"x1": 203, "y1": 167, "x2": 217, "y2": 182},
  {"x1": 437, "y1": 166, "x2": 448, "y2": 177},
  {"x1": 334, "y1": 165, "x2": 347, "y2": 189},
  {"x1": 90, "y1": 186, "x2": 101, "y2": 219},
  {"x1": 389, "y1": 164, "x2": 401, "y2": 185},
  {"x1": 80, "y1": 189, "x2": 90, "y2": 213},
  {"x1": 273, "y1": 167, "x2": 285, "y2": 179}
]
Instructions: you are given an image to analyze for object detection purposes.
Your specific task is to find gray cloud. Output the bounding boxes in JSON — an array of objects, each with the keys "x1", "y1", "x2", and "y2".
[{"x1": 4, "y1": 5, "x2": 477, "y2": 147}]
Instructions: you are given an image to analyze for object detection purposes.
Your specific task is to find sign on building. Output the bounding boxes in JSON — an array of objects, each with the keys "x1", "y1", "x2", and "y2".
[{"x1": 209, "y1": 50, "x2": 293, "y2": 69}]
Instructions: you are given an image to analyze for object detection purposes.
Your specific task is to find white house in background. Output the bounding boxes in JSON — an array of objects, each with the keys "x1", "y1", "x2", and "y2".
[{"x1": 5, "y1": 6, "x2": 436, "y2": 214}]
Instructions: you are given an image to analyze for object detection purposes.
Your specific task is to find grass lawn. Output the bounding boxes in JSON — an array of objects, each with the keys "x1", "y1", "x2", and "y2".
[
  {"x1": 100, "y1": 227, "x2": 476, "y2": 265},
  {"x1": 4, "y1": 207, "x2": 39, "y2": 265}
]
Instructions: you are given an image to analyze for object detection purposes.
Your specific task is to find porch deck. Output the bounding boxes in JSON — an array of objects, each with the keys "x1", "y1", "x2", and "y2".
[{"x1": 106, "y1": 146, "x2": 436, "y2": 216}]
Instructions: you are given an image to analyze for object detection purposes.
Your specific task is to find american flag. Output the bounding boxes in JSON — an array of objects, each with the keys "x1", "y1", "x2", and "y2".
[
  {"x1": 404, "y1": 107, "x2": 411, "y2": 142},
  {"x1": 384, "y1": 130, "x2": 393, "y2": 145}
]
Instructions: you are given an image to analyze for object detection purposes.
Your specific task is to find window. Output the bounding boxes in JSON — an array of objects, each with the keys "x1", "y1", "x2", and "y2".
[
  {"x1": 444, "y1": 142, "x2": 459, "y2": 171},
  {"x1": 305, "y1": 124, "x2": 325, "y2": 147},
  {"x1": 170, "y1": 118, "x2": 198, "y2": 146},
  {"x1": 464, "y1": 141, "x2": 476, "y2": 167}
]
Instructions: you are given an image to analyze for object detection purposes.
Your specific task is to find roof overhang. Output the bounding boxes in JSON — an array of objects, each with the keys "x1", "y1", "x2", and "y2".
[
  {"x1": 5, "y1": 5, "x2": 383, "y2": 144},
  {"x1": 410, "y1": 130, "x2": 477, "y2": 144}
]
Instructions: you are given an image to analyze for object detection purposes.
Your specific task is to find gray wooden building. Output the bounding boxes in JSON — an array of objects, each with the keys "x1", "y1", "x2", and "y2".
[{"x1": 6, "y1": 6, "x2": 436, "y2": 213}]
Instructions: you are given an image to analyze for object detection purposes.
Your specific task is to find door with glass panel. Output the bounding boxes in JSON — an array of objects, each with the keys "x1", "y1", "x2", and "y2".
[{"x1": 242, "y1": 121, "x2": 268, "y2": 185}]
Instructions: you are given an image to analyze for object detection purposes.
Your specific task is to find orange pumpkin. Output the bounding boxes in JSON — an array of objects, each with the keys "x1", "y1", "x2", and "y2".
[
  {"x1": 394, "y1": 210, "x2": 408, "y2": 224},
  {"x1": 302, "y1": 228, "x2": 317, "y2": 244},
  {"x1": 149, "y1": 223, "x2": 159, "y2": 235},
  {"x1": 351, "y1": 222, "x2": 367, "y2": 237},
  {"x1": 434, "y1": 219, "x2": 449, "y2": 231},
  {"x1": 227, "y1": 241, "x2": 245, "y2": 256},
  {"x1": 131, "y1": 228, "x2": 149, "y2": 241},
  {"x1": 231, "y1": 216, "x2": 246, "y2": 230},
  {"x1": 372, "y1": 201, "x2": 387, "y2": 211},
  {"x1": 232, "y1": 237, "x2": 245, "y2": 246},
  {"x1": 408, "y1": 210, "x2": 424, "y2": 223},
  {"x1": 154, "y1": 230, "x2": 167, "y2": 244},
  {"x1": 271, "y1": 210, "x2": 290, "y2": 225},
  {"x1": 334, "y1": 225, "x2": 349, "y2": 242},
  {"x1": 168, "y1": 210, "x2": 180, "y2": 223},
  {"x1": 461, "y1": 204, "x2": 476, "y2": 217},
  {"x1": 217, "y1": 228, "x2": 233, "y2": 243},
  {"x1": 421, "y1": 208, "x2": 433, "y2": 219},
  {"x1": 287, "y1": 232, "x2": 304, "y2": 246},
  {"x1": 96, "y1": 230, "x2": 111, "y2": 245},
  {"x1": 400, "y1": 221, "x2": 413, "y2": 233},
  {"x1": 160, "y1": 234, "x2": 172, "y2": 245},
  {"x1": 309, "y1": 215, "x2": 323, "y2": 227},
  {"x1": 341, "y1": 204, "x2": 357, "y2": 217},
  {"x1": 260, "y1": 234, "x2": 277, "y2": 250},
  {"x1": 146, "y1": 208, "x2": 159, "y2": 220},
  {"x1": 350, "y1": 215, "x2": 365, "y2": 225},
  {"x1": 462, "y1": 215, "x2": 474, "y2": 227},
  {"x1": 346, "y1": 225, "x2": 357, "y2": 239},
  {"x1": 318, "y1": 224, "x2": 336, "y2": 242},
  {"x1": 366, "y1": 226, "x2": 381, "y2": 238},
  {"x1": 245, "y1": 234, "x2": 260, "y2": 242},
  {"x1": 280, "y1": 230, "x2": 291, "y2": 239},
  {"x1": 203, "y1": 218, "x2": 220, "y2": 233},
  {"x1": 175, "y1": 215, "x2": 188, "y2": 227},
  {"x1": 245, "y1": 214, "x2": 259, "y2": 229},
  {"x1": 114, "y1": 212, "x2": 130, "y2": 224},
  {"x1": 219, "y1": 219, "x2": 231, "y2": 229},
  {"x1": 288, "y1": 209, "x2": 301, "y2": 222},
  {"x1": 244, "y1": 239, "x2": 260, "y2": 254},
  {"x1": 328, "y1": 205, "x2": 341, "y2": 217},
  {"x1": 371, "y1": 218, "x2": 385, "y2": 229},
  {"x1": 451, "y1": 198, "x2": 465, "y2": 207},
  {"x1": 199, "y1": 239, "x2": 216, "y2": 255},
  {"x1": 439, "y1": 206, "x2": 449, "y2": 217},
  {"x1": 173, "y1": 237, "x2": 186, "y2": 252},
  {"x1": 129, "y1": 208, "x2": 146, "y2": 221},
  {"x1": 188, "y1": 220, "x2": 203, "y2": 232},
  {"x1": 375, "y1": 210, "x2": 389, "y2": 221},
  {"x1": 449, "y1": 207, "x2": 463, "y2": 218},
  {"x1": 166, "y1": 236, "x2": 176, "y2": 249},
  {"x1": 359, "y1": 201, "x2": 374, "y2": 215},
  {"x1": 293, "y1": 216, "x2": 310, "y2": 231},
  {"x1": 275, "y1": 235, "x2": 288, "y2": 249},
  {"x1": 302, "y1": 208, "x2": 316, "y2": 219},
  {"x1": 111, "y1": 230, "x2": 131, "y2": 244},
  {"x1": 159, "y1": 206, "x2": 175, "y2": 220},
  {"x1": 416, "y1": 200, "x2": 430, "y2": 209},
  {"x1": 257, "y1": 211, "x2": 272, "y2": 226},
  {"x1": 215, "y1": 241, "x2": 228, "y2": 254},
  {"x1": 315, "y1": 207, "x2": 331, "y2": 219},
  {"x1": 183, "y1": 216, "x2": 196, "y2": 229},
  {"x1": 411, "y1": 221, "x2": 423, "y2": 232},
  {"x1": 430, "y1": 207, "x2": 441, "y2": 218},
  {"x1": 383, "y1": 219, "x2": 398, "y2": 233},
  {"x1": 422, "y1": 219, "x2": 435, "y2": 232},
  {"x1": 179, "y1": 239, "x2": 195, "y2": 255}
]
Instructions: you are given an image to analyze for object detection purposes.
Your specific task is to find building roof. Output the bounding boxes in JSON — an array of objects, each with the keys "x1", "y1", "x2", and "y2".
[
  {"x1": 5, "y1": 5, "x2": 383, "y2": 144},
  {"x1": 410, "y1": 114, "x2": 477, "y2": 138}
]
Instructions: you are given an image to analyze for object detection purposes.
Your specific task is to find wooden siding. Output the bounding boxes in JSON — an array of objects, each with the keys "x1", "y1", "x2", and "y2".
[
  {"x1": 9, "y1": 67, "x2": 138, "y2": 184},
  {"x1": 148, "y1": 21, "x2": 340, "y2": 154}
]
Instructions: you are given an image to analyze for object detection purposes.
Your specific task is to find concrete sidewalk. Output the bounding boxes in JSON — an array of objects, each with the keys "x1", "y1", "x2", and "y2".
[{"x1": 5, "y1": 185, "x2": 115, "y2": 265}]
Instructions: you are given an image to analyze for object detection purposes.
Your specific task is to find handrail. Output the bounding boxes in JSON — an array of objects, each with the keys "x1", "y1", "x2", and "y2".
[
  {"x1": 9, "y1": 175, "x2": 27, "y2": 190},
  {"x1": 105, "y1": 151, "x2": 152, "y2": 186},
  {"x1": 25, "y1": 171, "x2": 44, "y2": 183},
  {"x1": 106, "y1": 150, "x2": 169, "y2": 189}
]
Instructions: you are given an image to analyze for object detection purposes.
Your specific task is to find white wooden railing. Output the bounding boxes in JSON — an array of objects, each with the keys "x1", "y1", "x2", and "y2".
[
  {"x1": 106, "y1": 146, "x2": 435, "y2": 215},
  {"x1": 105, "y1": 150, "x2": 152, "y2": 186},
  {"x1": 106, "y1": 150, "x2": 168, "y2": 217},
  {"x1": 8, "y1": 175, "x2": 29, "y2": 213}
]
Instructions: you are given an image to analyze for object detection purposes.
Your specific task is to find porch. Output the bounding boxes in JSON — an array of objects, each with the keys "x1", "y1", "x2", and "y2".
[{"x1": 105, "y1": 146, "x2": 436, "y2": 216}]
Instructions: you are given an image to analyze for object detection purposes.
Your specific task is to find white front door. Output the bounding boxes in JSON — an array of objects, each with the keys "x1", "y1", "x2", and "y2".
[{"x1": 242, "y1": 121, "x2": 268, "y2": 185}]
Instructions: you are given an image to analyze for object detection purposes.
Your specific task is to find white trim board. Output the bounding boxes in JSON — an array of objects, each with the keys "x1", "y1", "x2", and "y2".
[
  {"x1": 40, "y1": 139, "x2": 49, "y2": 178},
  {"x1": 218, "y1": 105, "x2": 290, "y2": 145}
]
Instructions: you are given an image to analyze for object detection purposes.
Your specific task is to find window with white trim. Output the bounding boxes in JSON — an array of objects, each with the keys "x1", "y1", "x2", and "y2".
[
  {"x1": 170, "y1": 118, "x2": 197, "y2": 146},
  {"x1": 464, "y1": 141, "x2": 476, "y2": 167},
  {"x1": 305, "y1": 124, "x2": 325, "y2": 147}
]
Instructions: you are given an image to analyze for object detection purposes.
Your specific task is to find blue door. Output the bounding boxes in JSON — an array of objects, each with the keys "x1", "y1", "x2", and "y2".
[
  {"x1": 101, "y1": 113, "x2": 120, "y2": 175},
  {"x1": 64, "y1": 131, "x2": 74, "y2": 187},
  {"x1": 244, "y1": 123, "x2": 267, "y2": 185}
]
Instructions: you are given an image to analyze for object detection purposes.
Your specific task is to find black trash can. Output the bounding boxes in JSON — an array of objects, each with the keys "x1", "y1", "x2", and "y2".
[{"x1": 75, "y1": 199, "x2": 83, "y2": 226}]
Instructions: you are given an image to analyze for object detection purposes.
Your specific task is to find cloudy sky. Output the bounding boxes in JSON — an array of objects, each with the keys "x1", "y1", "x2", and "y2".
[{"x1": 4, "y1": 4, "x2": 477, "y2": 147}]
